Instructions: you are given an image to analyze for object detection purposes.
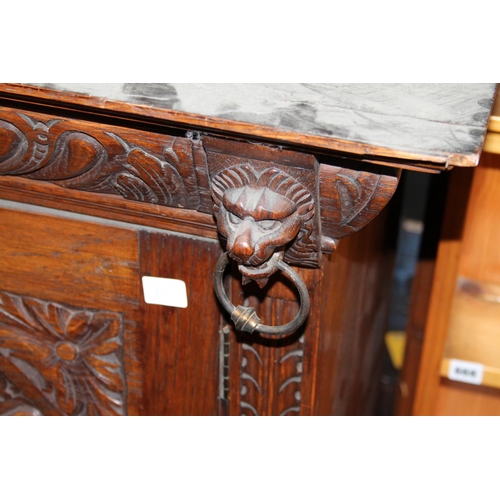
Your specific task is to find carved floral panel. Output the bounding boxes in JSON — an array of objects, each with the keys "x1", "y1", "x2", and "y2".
[{"x1": 0, "y1": 290, "x2": 126, "y2": 416}]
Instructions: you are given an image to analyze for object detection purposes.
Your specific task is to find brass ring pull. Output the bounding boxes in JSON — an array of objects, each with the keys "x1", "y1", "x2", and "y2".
[{"x1": 214, "y1": 252, "x2": 310, "y2": 336}]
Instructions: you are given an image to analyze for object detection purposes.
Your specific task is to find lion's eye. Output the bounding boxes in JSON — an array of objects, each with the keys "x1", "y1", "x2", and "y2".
[
  {"x1": 258, "y1": 220, "x2": 280, "y2": 231},
  {"x1": 227, "y1": 212, "x2": 242, "y2": 225}
]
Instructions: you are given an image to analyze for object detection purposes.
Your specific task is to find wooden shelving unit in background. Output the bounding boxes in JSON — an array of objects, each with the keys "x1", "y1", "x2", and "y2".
[{"x1": 410, "y1": 99, "x2": 500, "y2": 413}]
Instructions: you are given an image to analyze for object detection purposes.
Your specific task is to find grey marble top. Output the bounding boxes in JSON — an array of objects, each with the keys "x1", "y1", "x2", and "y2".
[{"x1": 27, "y1": 83, "x2": 498, "y2": 166}]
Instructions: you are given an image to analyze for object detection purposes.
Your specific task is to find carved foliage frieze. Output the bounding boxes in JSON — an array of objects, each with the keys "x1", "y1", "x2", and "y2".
[
  {"x1": 0, "y1": 108, "x2": 205, "y2": 211},
  {"x1": 0, "y1": 290, "x2": 126, "y2": 416}
]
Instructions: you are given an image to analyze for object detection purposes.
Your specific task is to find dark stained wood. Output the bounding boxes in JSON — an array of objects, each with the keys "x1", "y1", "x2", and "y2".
[
  {"x1": 0, "y1": 103, "x2": 220, "y2": 237},
  {"x1": 0, "y1": 174, "x2": 219, "y2": 239},
  {"x1": 0, "y1": 105, "x2": 207, "y2": 212},
  {"x1": 204, "y1": 134, "x2": 400, "y2": 346},
  {"x1": 223, "y1": 192, "x2": 396, "y2": 415},
  {"x1": 0, "y1": 204, "x2": 140, "y2": 312},
  {"x1": 206, "y1": 136, "x2": 320, "y2": 285},
  {"x1": 319, "y1": 163, "x2": 399, "y2": 242},
  {"x1": 0, "y1": 291, "x2": 128, "y2": 416},
  {"x1": 226, "y1": 264, "x2": 322, "y2": 416},
  {"x1": 0, "y1": 83, "x2": 496, "y2": 169},
  {"x1": 0, "y1": 105, "x2": 400, "y2": 252},
  {"x1": 0, "y1": 201, "x2": 226, "y2": 416},
  {"x1": 206, "y1": 135, "x2": 399, "y2": 280},
  {"x1": 138, "y1": 231, "x2": 223, "y2": 416},
  {"x1": 0, "y1": 92, "x2": 404, "y2": 416},
  {"x1": 313, "y1": 203, "x2": 396, "y2": 415}
]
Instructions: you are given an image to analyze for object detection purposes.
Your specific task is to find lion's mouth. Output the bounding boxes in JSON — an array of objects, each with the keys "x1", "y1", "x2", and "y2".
[{"x1": 235, "y1": 249, "x2": 285, "y2": 287}]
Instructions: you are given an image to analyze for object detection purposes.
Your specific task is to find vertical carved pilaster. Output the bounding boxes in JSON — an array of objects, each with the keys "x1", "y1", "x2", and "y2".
[
  {"x1": 227, "y1": 278, "x2": 308, "y2": 416},
  {"x1": 235, "y1": 330, "x2": 305, "y2": 416}
]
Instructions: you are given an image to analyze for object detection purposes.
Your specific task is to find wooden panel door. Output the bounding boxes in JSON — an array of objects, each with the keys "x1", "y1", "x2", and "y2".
[{"x1": 0, "y1": 201, "x2": 223, "y2": 416}]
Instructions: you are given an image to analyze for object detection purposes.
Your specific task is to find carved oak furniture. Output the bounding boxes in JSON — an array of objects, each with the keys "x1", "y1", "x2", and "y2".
[{"x1": 0, "y1": 83, "x2": 496, "y2": 416}]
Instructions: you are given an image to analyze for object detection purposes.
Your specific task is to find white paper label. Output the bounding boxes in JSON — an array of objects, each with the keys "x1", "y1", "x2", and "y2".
[
  {"x1": 448, "y1": 359, "x2": 484, "y2": 385},
  {"x1": 142, "y1": 276, "x2": 188, "y2": 308}
]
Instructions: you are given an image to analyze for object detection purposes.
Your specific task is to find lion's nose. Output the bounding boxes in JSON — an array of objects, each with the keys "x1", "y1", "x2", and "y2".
[{"x1": 231, "y1": 227, "x2": 254, "y2": 262}]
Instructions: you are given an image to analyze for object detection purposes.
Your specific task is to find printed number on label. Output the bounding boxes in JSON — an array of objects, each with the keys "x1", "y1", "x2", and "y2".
[{"x1": 448, "y1": 359, "x2": 484, "y2": 385}]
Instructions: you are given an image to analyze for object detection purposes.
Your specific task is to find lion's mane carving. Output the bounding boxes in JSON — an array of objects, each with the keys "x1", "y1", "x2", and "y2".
[{"x1": 211, "y1": 164, "x2": 317, "y2": 273}]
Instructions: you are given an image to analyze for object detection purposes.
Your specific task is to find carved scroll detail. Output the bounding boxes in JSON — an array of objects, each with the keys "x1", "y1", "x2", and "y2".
[
  {"x1": 319, "y1": 164, "x2": 399, "y2": 241},
  {"x1": 238, "y1": 332, "x2": 304, "y2": 416},
  {"x1": 0, "y1": 114, "x2": 107, "y2": 182},
  {"x1": 240, "y1": 342, "x2": 263, "y2": 416},
  {"x1": 277, "y1": 336, "x2": 304, "y2": 416},
  {"x1": 0, "y1": 291, "x2": 126, "y2": 416},
  {"x1": 107, "y1": 133, "x2": 190, "y2": 207},
  {"x1": 0, "y1": 110, "x2": 200, "y2": 211},
  {"x1": 0, "y1": 109, "x2": 399, "y2": 252}
]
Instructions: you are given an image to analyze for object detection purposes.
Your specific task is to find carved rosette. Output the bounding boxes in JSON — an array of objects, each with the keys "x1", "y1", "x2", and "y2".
[{"x1": 0, "y1": 291, "x2": 126, "y2": 416}]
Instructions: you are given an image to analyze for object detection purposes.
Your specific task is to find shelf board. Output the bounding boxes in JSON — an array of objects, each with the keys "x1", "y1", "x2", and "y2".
[{"x1": 441, "y1": 358, "x2": 500, "y2": 390}]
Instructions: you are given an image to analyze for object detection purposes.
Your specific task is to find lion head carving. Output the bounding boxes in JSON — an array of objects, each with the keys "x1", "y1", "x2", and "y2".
[{"x1": 211, "y1": 164, "x2": 315, "y2": 286}]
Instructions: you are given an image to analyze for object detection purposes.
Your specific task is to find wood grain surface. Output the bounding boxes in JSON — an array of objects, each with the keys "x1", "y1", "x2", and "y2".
[
  {"x1": 138, "y1": 231, "x2": 223, "y2": 416},
  {"x1": 313, "y1": 203, "x2": 396, "y2": 415}
]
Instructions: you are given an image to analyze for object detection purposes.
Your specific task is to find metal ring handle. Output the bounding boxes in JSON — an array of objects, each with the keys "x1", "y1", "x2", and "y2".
[{"x1": 214, "y1": 252, "x2": 310, "y2": 336}]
